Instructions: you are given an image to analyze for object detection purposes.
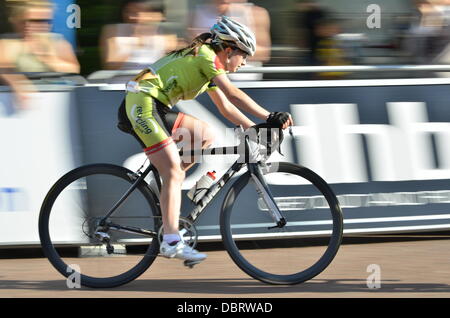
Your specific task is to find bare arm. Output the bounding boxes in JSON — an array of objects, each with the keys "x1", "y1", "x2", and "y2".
[
  {"x1": 0, "y1": 40, "x2": 37, "y2": 109},
  {"x1": 251, "y1": 5, "x2": 271, "y2": 63},
  {"x1": 212, "y1": 73, "x2": 270, "y2": 121},
  {"x1": 53, "y1": 39, "x2": 80, "y2": 73},
  {"x1": 212, "y1": 74, "x2": 294, "y2": 129},
  {"x1": 100, "y1": 24, "x2": 130, "y2": 70},
  {"x1": 207, "y1": 87, "x2": 255, "y2": 129},
  {"x1": 36, "y1": 38, "x2": 80, "y2": 73}
]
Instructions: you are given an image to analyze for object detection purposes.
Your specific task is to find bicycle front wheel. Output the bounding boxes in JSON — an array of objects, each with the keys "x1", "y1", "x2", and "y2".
[
  {"x1": 220, "y1": 162, "x2": 343, "y2": 285},
  {"x1": 39, "y1": 164, "x2": 161, "y2": 288}
]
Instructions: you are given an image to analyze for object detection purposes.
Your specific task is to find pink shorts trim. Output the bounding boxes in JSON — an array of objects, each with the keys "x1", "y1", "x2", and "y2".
[
  {"x1": 171, "y1": 112, "x2": 185, "y2": 135},
  {"x1": 144, "y1": 138, "x2": 174, "y2": 155}
]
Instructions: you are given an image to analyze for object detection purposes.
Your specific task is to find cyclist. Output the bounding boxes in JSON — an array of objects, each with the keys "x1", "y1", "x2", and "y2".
[{"x1": 118, "y1": 16, "x2": 293, "y2": 263}]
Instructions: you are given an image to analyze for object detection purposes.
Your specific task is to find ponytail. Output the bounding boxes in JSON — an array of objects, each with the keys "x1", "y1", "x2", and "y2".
[{"x1": 168, "y1": 33, "x2": 214, "y2": 57}]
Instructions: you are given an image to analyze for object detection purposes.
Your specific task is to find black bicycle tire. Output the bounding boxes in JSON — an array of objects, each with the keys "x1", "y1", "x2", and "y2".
[
  {"x1": 38, "y1": 163, "x2": 161, "y2": 288},
  {"x1": 220, "y1": 162, "x2": 344, "y2": 285}
]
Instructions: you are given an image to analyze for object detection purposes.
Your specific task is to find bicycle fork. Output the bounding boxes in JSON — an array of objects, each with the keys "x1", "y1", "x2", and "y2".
[{"x1": 248, "y1": 164, "x2": 286, "y2": 230}]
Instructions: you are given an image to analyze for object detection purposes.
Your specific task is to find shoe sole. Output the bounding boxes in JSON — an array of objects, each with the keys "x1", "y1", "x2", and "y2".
[{"x1": 160, "y1": 252, "x2": 207, "y2": 262}]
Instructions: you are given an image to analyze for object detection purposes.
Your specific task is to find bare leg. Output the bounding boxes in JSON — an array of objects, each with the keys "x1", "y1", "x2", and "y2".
[
  {"x1": 147, "y1": 115, "x2": 214, "y2": 235},
  {"x1": 146, "y1": 140, "x2": 184, "y2": 235},
  {"x1": 172, "y1": 114, "x2": 215, "y2": 172}
]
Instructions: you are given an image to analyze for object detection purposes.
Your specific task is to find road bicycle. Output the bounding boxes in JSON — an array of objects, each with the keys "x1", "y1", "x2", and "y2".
[{"x1": 39, "y1": 124, "x2": 343, "y2": 288}]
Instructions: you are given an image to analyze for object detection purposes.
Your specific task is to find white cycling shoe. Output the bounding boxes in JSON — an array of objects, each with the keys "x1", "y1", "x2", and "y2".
[{"x1": 160, "y1": 240, "x2": 207, "y2": 262}]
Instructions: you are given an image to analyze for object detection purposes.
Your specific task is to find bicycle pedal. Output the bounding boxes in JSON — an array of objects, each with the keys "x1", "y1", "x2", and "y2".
[
  {"x1": 183, "y1": 260, "x2": 202, "y2": 268},
  {"x1": 94, "y1": 231, "x2": 110, "y2": 241}
]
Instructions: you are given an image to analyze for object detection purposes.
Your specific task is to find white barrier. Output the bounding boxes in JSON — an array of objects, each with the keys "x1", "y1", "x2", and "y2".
[{"x1": 0, "y1": 91, "x2": 83, "y2": 246}]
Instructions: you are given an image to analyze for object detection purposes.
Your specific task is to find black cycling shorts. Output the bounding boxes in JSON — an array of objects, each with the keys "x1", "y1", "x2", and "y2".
[{"x1": 117, "y1": 95, "x2": 185, "y2": 153}]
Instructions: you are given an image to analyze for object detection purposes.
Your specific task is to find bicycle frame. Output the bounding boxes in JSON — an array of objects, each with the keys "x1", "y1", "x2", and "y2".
[{"x1": 98, "y1": 129, "x2": 286, "y2": 238}]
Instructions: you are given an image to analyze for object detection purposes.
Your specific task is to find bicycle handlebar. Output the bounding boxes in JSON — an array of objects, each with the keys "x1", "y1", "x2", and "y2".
[{"x1": 178, "y1": 123, "x2": 285, "y2": 159}]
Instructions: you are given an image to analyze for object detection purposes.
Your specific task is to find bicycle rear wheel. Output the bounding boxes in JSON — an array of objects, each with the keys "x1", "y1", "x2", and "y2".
[
  {"x1": 39, "y1": 164, "x2": 161, "y2": 288},
  {"x1": 220, "y1": 162, "x2": 343, "y2": 285}
]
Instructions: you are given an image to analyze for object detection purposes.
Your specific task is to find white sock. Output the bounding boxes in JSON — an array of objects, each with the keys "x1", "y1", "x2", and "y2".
[{"x1": 163, "y1": 233, "x2": 181, "y2": 245}]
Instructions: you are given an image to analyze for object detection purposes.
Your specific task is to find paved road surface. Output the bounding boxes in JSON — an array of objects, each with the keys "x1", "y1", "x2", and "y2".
[{"x1": 1, "y1": 235, "x2": 450, "y2": 298}]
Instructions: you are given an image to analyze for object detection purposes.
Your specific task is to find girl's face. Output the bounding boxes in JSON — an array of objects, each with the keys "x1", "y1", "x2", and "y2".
[
  {"x1": 224, "y1": 47, "x2": 248, "y2": 72},
  {"x1": 14, "y1": 7, "x2": 53, "y2": 37}
]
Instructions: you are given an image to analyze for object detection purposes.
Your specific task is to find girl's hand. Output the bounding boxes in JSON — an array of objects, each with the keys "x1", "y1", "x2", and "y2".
[{"x1": 266, "y1": 112, "x2": 294, "y2": 129}]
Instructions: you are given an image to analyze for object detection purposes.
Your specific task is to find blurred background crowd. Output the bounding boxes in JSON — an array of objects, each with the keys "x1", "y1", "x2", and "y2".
[{"x1": 1, "y1": 0, "x2": 450, "y2": 86}]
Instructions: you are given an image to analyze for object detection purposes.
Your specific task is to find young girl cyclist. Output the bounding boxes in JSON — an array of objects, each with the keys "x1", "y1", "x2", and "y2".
[{"x1": 119, "y1": 16, "x2": 293, "y2": 263}]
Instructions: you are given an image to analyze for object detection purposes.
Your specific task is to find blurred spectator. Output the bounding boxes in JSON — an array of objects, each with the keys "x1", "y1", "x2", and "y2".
[
  {"x1": 187, "y1": 0, "x2": 229, "y2": 40},
  {"x1": 0, "y1": 0, "x2": 11, "y2": 34},
  {"x1": 100, "y1": 0, "x2": 178, "y2": 70},
  {"x1": 297, "y1": 2, "x2": 350, "y2": 78},
  {"x1": 403, "y1": 0, "x2": 449, "y2": 64},
  {"x1": 434, "y1": 0, "x2": 450, "y2": 23},
  {"x1": 188, "y1": 0, "x2": 271, "y2": 80},
  {"x1": 0, "y1": 0, "x2": 80, "y2": 108},
  {"x1": 296, "y1": 1, "x2": 329, "y2": 67},
  {"x1": 432, "y1": 0, "x2": 450, "y2": 69},
  {"x1": 315, "y1": 16, "x2": 350, "y2": 78},
  {"x1": 0, "y1": 0, "x2": 79, "y2": 72}
]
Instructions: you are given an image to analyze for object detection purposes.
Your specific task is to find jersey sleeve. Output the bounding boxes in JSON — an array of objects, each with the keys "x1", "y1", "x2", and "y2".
[
  {"x1": 206, "y1": 81, "x2": 219, "y2": 92},
  {"x1": 199, "y1": 52, "x2": 227, "y2": 82}
]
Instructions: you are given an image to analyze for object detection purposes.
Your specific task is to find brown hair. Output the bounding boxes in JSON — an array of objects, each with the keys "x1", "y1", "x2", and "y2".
[
  {"x1": 169, "y1": 32, "x2": 237, "y2": 57},
  {"x1": 168, "y1": 33, "x2": 214, "y2": 57},
  {"x1": 7, "y1": 0, "x2": 53, "y2": 21}
]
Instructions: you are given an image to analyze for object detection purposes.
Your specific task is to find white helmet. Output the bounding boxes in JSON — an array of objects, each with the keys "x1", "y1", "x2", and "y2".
[{"x1": 210, "y1": 16, "x2": 256, "y2": 56}]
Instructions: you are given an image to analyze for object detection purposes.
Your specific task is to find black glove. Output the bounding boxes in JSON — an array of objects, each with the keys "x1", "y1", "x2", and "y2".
[
  {"x1": 245, "y1": 123, "x2": 285, "y2": 156},
  {"x1": 266, "y1": 112, "x2": 291, "y2": 128}
]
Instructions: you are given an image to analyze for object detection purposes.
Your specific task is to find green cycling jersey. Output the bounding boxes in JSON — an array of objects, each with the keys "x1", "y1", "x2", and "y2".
[{"x1": 137, "y1": 44, "x2": 227, "y2": 107}]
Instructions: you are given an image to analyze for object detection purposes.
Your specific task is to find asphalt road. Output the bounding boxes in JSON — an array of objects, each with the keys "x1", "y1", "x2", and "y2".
[{"x1": 1, "y1": 234, "x2": 450, "y2": 298}]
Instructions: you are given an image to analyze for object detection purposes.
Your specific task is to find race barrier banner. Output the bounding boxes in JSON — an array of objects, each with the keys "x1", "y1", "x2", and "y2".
[
  {"x1": 0, "y1": 79, "x2": 449, "y2": 246},
  {"x1": 0, "y1": 89, "x2": 82, "y2": 246}
]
